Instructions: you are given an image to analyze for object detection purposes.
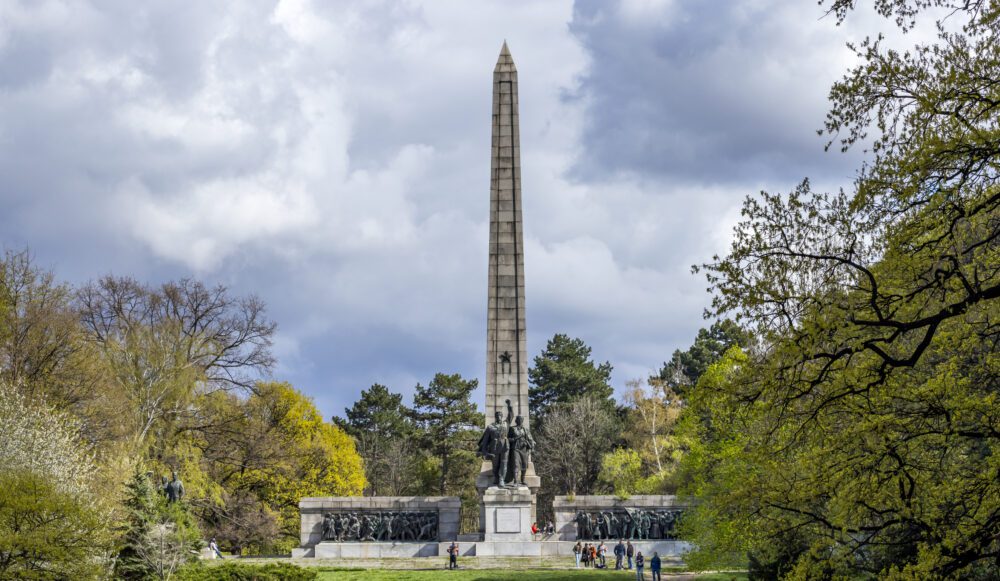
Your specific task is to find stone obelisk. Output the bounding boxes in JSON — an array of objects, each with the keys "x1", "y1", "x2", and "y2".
[
  {"x1": 477, "y1": 41, "x2": 539, "y2": 542},
  {"x1": 486, "y1": 40, "x2": 529, "y2": 429}
]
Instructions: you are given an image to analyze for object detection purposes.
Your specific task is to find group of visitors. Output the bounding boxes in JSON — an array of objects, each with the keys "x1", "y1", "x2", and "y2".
[
  {"x1": 584, "y1": 540, "x2": 661, "y2": 580},
  {"x1": 571, "y1": 539, "x2": 663, "y2": 577},
  {"x1": 445, "y1": 527, "x2": 661, "y2": 577},
  {"x1": 530, "y1": 521, "x2": 555, "y2": 537},
  {"x1": 572, "y1": 540, "x2": 608, "y2": 568}
]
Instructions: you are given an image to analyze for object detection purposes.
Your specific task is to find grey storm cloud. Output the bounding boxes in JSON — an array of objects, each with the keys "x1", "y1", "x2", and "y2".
[
  {"x1": 567, "y1": 0, "x2": 865, "y2": 185},
  {"x1": 0, "y1": 0, "x2": 874, "y2": 418}
]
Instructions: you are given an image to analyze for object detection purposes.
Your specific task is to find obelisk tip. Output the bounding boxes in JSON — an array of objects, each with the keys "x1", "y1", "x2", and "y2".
[{"x1": 495, "y1": 40, "x2": 515, "y2": 71}]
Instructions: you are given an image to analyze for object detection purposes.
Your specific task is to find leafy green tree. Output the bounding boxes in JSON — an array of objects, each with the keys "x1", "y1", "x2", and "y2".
[
  {"x1": 653, "y1": 319, "x2": 751, "y2": 395},
  {"x1": 333, "y1": 383, "x2": 416, "y2": 496},
  {"x1": 411, "y1": 373, "x2": 482, "y2": 496},
  {"x1": 685, "y1": 1, "x2": 1000, "y2": 577},
  {"x1": 528, "y1": 334, "x2": 614, "y2": 418},
  {"x1": 0, "y1": 470, "x2": 110, "y2": 580},
  {"x1": 194, "y1": 381, "x2": 365, "y2": 554},
  {"x1": 597, "y1": 448, "x2": 643, "y2": 498}
]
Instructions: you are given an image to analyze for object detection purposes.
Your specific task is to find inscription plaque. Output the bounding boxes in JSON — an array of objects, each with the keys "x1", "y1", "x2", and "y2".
[{"x1": 495, "y1": 508, "x2": 521, "y2": 533}]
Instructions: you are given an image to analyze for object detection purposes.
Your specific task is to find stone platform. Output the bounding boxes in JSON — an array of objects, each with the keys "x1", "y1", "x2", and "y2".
[
  {"x1": 472, "y1": 539, "x2": 691, "y2": 558},
  {"x1": 291, "y1": 539, "x2": 691, "y2": 559}
]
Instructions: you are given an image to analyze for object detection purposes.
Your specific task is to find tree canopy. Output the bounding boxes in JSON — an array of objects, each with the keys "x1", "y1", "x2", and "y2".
[
  {"x1": 528, "y1": 333, "x2": 614, "y2": 418},
  {"x1": 653, "y1": 319, "x2": 752, "y2": 394},
  {"x1": 333, "y1": 383, "x2": 416, "y2": 496},
  {"x1": 411, "y1": 373, "x2": 482, "y2": 496},
  {"x1": 682, "y1": 1, "x2": 1000, "y2": 577}
]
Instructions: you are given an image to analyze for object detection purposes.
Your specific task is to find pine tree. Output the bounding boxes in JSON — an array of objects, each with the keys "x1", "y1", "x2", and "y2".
[{"x1": 115, "y1": 470, "x2": 159, "y2": 580}]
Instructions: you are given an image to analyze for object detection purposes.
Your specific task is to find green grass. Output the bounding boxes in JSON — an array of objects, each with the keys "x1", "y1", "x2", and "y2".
[{"x1": 313, "y1": 570, "x2": 747, "y2": 580}]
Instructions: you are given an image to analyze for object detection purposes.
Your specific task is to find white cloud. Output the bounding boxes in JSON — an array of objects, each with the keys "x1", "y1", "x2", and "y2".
[{"x1": 0, "y1": 0, "x2": 886, "y2": 415}]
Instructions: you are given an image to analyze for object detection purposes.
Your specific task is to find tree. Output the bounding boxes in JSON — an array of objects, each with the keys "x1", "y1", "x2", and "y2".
[
  {"x1": 622, "y1": 378, "x2": 684, "y2": 476},
  {"x1": 194, "y1": 382, "x2": 365, "y2": 553},
  {"x1": 653, "y1": 319, "x2": 751, "y2": 395},
  {"x1": 528, "y1": 334, "x2": 614, "y2": 419},
  {"x1": 0, "y1": 250, "x2": 107, "y2": 429},
  {"x1": 115, "y1": 471, "x2": 201, "y2": 580},
  {"x1": 534, "y1": 396, "x2": 620, "y2": 495},
  {"x1": 77, "y1": 276, "x2": 276, "y2": 450},
  {"x1": 597, "y1": 448, "x2": 642, "y2": 498},
  {"x1": 0, "y1": 382, "x2": 98, "y2": 496},
  {"x1": 687, "y1": 1, "x2": 1000, "y2": 577},
  {"x1": 411, "y1": 373, "x2": 481, "y2": 496},
  {"x1": 115, "y1": 470, "x2": 161, "y2": 580},
  {"x1": 333, "y1": 383, "x2": 416, "y2": 496},
  {"x1": 206, "y1": 490, "x2": 278, "y2": 556},
  {"x1": 0, "y1": 470, "x2": 111, "y2": 580},
  {"x1": 135, "y1": 504, "x2": 201, "y2": 581}
]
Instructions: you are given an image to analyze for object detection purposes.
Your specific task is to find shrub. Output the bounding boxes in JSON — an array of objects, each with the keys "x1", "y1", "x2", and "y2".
[
  {"x1": 175, "y1": 561, "x2": 318, "y2": 581},
  {"x1": 0, "y1": 470, "x2": 111, "y2": 580}
]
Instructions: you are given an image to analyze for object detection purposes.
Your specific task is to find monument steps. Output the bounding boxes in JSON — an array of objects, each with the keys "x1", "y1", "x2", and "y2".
[{"x1": 239, "y1": 554, "x2": 687, "y2": 570}]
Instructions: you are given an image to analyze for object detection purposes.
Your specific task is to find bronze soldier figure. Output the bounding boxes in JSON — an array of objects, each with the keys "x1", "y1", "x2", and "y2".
[
  {"x1": 507, "y1": 414, "x2": 535, "y2": 486},
  {"x1": 477, "y1": 399, "x2": 513, "y2": 487}
]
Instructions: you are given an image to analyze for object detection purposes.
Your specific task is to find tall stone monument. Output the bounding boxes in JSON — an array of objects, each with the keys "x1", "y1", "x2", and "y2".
[{"x1": 476, "y1": 41, "x2": 540, "y2": 543}]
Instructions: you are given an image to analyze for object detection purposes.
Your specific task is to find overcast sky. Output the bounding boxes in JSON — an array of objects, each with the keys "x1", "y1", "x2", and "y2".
[{"x1": 1, "y1": 0, "x2": 888, "y2": 419}]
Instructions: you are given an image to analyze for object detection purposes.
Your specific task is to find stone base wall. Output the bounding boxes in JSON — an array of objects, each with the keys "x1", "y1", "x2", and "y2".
[
  {"x1": 313, "y1": 542, "x2": 440, "y2": 558},
  {"x1": 298, "y1": 496, "x2": 461, "y2": 549},
  {"x1": 552, "y1": 495, "x2": 693, "y2": 541},
  {"x1": 291, "y1": 540, "x2": 691, "y2": 559},
  {"x1": 473, "y1": 539, "x2": 691, "y2": 558}
]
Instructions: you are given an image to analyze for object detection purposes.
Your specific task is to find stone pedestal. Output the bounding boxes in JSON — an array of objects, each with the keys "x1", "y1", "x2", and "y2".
[
  {"x1": 480, "y1": 486, "x2": 533, "y2": 542},
  {"x1": 476, "y1": 458, "x2": 540, "y2": 529}
]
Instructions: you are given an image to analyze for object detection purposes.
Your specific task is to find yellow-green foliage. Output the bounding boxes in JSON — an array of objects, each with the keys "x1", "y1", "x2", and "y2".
[
  {"x1": 193, "y1": 382, "x2": 365, "y2": 552},
  {"x1": 0, "y1": 470, "x2": 113, "y2": 580},
  {"x1": 597, "y1": 448, "x2": 642, "y2": 498}
]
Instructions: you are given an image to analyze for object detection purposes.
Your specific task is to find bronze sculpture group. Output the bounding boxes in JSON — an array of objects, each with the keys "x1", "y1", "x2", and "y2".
[
  {"x1": 477, "y1": 398, "x2": 535, "y2": 488},
  {"x1": 320, "y1": 511, "x2": 439, "y2": 542},
  {"x1": 574, "y1": 508, "x2": 682, "y2": 540}
]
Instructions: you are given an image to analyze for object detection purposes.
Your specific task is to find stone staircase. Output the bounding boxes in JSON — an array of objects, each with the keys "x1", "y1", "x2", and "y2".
[{"x1": 238, "y1": 555, "x2": 687, "y2": 570}]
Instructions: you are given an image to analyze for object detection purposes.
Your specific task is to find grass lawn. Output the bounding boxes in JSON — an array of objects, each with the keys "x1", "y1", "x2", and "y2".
[{"x1": 313, "y1": 569, "x2": 747, "y2": 580}]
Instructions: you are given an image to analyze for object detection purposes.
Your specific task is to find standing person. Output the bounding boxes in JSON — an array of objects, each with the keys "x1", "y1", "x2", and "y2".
[
  {"x1": 635, "y1": 551, "x2": 645, "y2": 580},
  {"x1": 614, "y1": 539, "x2": 625, "y2": 569},
  {"x1": 598, "y1": 541, "x2": 607, "y2": 568},
  {"x1": 573, "y1": 541, "x2": 582, "y2": 568},
  {"x1": 448, "y1": 541, "x2": 458, "y2": 569},
  {"x1": 208, "y1": 538, "x2": 223, "y2": 559},
  {"x1": 589, "y1": 543, "x2": 597, "y2": 567},
  {"x1": 650, "y1": 551, "x2": 662, "y2": 581},
  {"x1": 626, "y1": 540, "x2": 635, "y2": 569}
]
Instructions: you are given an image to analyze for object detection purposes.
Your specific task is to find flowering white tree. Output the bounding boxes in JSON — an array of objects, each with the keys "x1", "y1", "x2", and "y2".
[
  {"x1": 0, "y1": 383, "x2": 113, "y2": 577},
  {"x1": 0, "y1": 382, "x2": 96, "y2": 495}
]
